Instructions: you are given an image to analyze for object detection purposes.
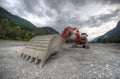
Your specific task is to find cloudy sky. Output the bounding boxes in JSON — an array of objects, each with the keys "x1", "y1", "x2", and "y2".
[{"x1": 0, "y1": 0, "x2": 120, "y2": 41}]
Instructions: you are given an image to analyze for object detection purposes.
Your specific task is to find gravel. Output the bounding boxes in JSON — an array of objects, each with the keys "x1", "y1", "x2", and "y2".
[{"x1": 0, "y1": 41, "x2": 120, "y2": 79}]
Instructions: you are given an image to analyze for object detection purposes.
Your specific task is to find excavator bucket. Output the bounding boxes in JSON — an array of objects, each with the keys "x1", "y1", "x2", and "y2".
[{"x1": 20, "y1": 34, "x2": 62, "y2": 68}]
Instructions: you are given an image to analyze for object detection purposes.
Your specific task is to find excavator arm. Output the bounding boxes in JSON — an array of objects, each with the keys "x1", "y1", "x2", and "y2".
[{"x1": 61, "y1": 26, "x2": 73, "y2": 44}]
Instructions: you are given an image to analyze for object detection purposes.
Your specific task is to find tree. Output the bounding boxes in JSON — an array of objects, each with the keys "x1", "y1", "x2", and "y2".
[
  {"x1": 0, "y1": 24, "x2": 2, "y2": 38},
  {"x1": 1, "y1": 18, "x2": 10, "y2": 38},
  {"x1": 14, "y1": 26, "x2": 21, "y2": 40},
  {"x1": 24, "y1": 31, "x2": 31, "y2": 40}
]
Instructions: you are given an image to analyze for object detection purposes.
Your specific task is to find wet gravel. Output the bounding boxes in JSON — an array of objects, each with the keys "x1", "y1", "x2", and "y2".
[{"x1": 0, "y1": 41, "x2": 120, "y2": 79}]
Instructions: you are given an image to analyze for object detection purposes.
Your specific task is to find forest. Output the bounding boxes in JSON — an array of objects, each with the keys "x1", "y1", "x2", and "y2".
[
  {"x1": 0, "y1": 18, "x2": 48, "y2": 41},
  {"x1": 97, "y1": 36, "x2": 120, "y2": 43}
]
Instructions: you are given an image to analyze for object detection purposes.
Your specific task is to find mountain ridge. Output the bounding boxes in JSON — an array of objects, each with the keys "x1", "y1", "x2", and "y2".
[
  {"x1": 95, "y1": 20, "x2": 120, "y2": 43},
  {"x1": 0, "y1": 7, "x2": 58, "y2": 40}
]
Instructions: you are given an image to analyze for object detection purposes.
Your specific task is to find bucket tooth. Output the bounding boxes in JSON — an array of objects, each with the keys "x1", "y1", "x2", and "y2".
[
  {"x1": 35, "y1": 58, "x2": 38, "y2": 64},
  {"x1": 28, "y1": 56, "x2": 32, "y2": 62},
  {"x1": 40, "y1": 60, "x2": 45, "y2": 69},
  {"x1": 29, "y1": 57, "x2": 33, "y2": 62},
  {"x1": 25, "y1": 55, "x2": 30, "y2": 61},
  {"x1": 20, "y1": 34, "x2": 62, "y2": 68},
  {"x1": 29, "y1": 57, "x2": 35, "y2": 63},
  {"x1": 35, "y1": 58, "x2": 41, "y2": 64},
  {"x1": 35, "y1": 59, "x2": 41, "y2": 64},
  {"x1": 20, "y1": 53, "x2": 23, "y2": 57},
  {"x1": 23, "y1": 54, "x2": 27, "y2": 59},
  {"x1": 21, "y1": 54, "x2": 26, "y2": 59},
  {"x1": 33, "y1": 57, "x2": 36, "y2": 62}
]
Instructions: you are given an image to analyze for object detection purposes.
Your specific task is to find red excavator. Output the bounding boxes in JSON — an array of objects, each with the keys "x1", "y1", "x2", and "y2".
[
  {"x1": 61, "y1": 26, "x2": 89, "y2": 48},
  {"x1": 20, "y1": 26, "x2": 89, "y2": 68}
]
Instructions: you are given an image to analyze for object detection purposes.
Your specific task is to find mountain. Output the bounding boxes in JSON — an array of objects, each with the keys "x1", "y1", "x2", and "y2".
[
  {"x1": 0, "y1": 7, "x2": 59, "y2": 40},
  {"x1": 90, "y1": 36, "x2": 102, "y2": 43},
  {"x1": 97, "y1": 20, "x2": 120, "y2": 43},
  {"x1": 103, "y1": 20, "x2": 120, "y2": 37},
  {"x1": 0, "y1": 7, "x2": 36, "y2": 30},
  {"x1": 40, "y1": 27, "x2": 59, "y2": 34}
]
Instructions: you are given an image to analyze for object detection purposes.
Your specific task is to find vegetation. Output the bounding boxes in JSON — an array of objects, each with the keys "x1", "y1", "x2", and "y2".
[
  {"x1": 0, "y1": 7, "x2": 58, "y2": 41},
  {"x1": 0, "y1": 18, "x2": 50, "y2": 41},
  {"x1": 96, "y1": 20, "x2": 120, "y2": 43},
  {"x1": 97, "y1": 36, "x2": 120, "y2": 43}
]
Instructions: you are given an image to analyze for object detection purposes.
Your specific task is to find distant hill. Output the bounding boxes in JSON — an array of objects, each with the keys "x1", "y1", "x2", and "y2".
[
  {"x1": 40, "y1": 27, "x2": 59, "y2": 34},
  {"x1": 0, "y1": 7, "x2": 58, "y2": 40},
  {"x1": 90, "y1": 36, "x2": 102, "y2": 43},
  {"x1": 97, "y1": 20, "x2": 120, "y2": 43},
  {"x1": 103, "y1": 20, "x2": 120, "y2": 37},
  {"x1": 0, "y1": 7, "x2": 36, "y2": 30}
]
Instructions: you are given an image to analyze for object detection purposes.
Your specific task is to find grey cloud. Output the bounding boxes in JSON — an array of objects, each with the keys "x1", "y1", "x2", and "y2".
[
  {"x1": 0, "y1": 0, "x2": 120, "y2": 32},
  {"x1": 96, "y1": 8, "x2": 120, "y2": 23},
  {"x1": 81, "y1": 8, "x2": 120, "y2": 28},
  {"x1": 21, "y1": 0, "x2": 59, "y2": 19},
  {"x1": 109, "y1": 0, "x2": 120, "y2": 4},
  {"x1": 53, "y1": 7, "x2": 120, "y2": 32},
  {"x1": 41, "y1": 0, "x2": 120, "y2": 31},
  {"x1": 43, "y1": 0, "x2": 120, "y2": 13},
  {"x1": 102, "y1": 0, "x2": 120, "y2": 4},
  {"x1": 43, "y1": 0, "x2": 92, "y2": 13},
  {"x1": 21, "y1": 0, "x2": 40, "y2": 13},
  {"x1": 53, "y1": 9, "x2": 120, "y2": 32}
]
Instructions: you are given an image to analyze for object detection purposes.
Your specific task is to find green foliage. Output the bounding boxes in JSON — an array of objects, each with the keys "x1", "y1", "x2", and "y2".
[
  {"x1": 97, "y1": 36, "x2": 120, "y2": 43},
  {"x1": 0, "y1": 18, "x2": 50, "y2": 41},
  {"x1": 0, "y1": 18, "x2": 10, "y2": 39},
  {"x1": 0, "y1": 7, "x2": 58, "y2": 41}
]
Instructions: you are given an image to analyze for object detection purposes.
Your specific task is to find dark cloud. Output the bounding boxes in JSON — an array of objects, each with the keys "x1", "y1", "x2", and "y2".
[
  {"x1": 0, "y1": 0, "x2": 120, "y2": 40},
  {"x1": 0, "y1": 0, "x2": 120, "y2": 32},
  {"x1": 21, "y1": 0, "x2": 40, "y2": 13},
  {"x1": 52, "y1": 7, "x2": 120, "y2": 32},
  {"x1": 84, "y1": 8, "x2": 120, "y2": 27},
  {"x1": 43, "y1": 0, "x2": 96, "y2": 13},
  {"x1": 102, "y1": 0, "x2": 120, "y2": 4},
  {"x1": 99, "y1": 9, "x2": 120, "y2": 22},
  {"x1": 110, "y1": 0, "x2": 120, "y2": 4}
]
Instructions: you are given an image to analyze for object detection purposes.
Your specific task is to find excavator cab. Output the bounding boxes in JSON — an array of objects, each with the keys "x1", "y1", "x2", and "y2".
[
  {"x1": 81, "y1": 33, "x2": 88, "y2": 40},
  {"x1": 71, "y1": 33, "x2": 89, "y2": 48}
]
